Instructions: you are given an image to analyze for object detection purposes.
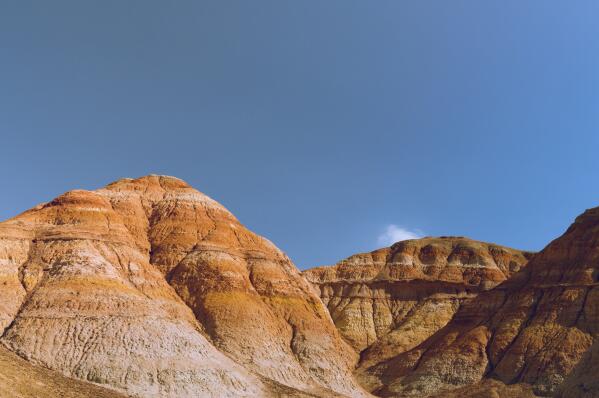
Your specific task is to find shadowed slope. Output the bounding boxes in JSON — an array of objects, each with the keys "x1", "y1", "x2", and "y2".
[{"x1": 372, "y1": 208, "x2": 599, "y2": 397}]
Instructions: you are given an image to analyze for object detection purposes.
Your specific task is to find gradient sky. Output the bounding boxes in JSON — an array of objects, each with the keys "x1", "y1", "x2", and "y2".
[{"x1": 2, "y1": 1, "x2": 599, "y2": 268}]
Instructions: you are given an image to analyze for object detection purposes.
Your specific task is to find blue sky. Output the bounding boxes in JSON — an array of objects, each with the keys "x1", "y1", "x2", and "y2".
[{"x1": 2, "y1": 1, "x2": 599, "y2": 268}]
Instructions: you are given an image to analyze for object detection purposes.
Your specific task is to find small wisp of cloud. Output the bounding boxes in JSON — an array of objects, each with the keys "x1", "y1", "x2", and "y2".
[{"x1": 377, "y1": 224, "x2": 424, "y2": 247}]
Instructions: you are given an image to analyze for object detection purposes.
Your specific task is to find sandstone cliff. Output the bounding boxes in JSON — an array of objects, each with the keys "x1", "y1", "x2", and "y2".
[
  {"x1": 369, "y1": 208, "x2": 599, "y2": 397},
  {"x1": 303, "y1": 237, "x2": 532, "y2": 393},
  {"x1": 0, "y1": 175, "x2": 368, "y2": 398}
]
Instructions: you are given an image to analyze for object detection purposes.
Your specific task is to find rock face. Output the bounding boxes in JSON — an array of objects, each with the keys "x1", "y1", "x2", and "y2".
[
  {"x1": 0, "y1": 175, "x2": 368, "y2": 397},
  {"x1": 371, "y1": 208, "x2": 599, "y2": 397},
  {"x1": 303, "y1": 237, "x2": 532, "y2": 393}
]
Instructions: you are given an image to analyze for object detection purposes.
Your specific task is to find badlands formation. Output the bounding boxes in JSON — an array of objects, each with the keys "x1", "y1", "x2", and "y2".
[
  {"x1": 0, "y1": 174, "x2": 597, "y2": 398},
  {"x1": 303, "y1": 238, "x2": 532, "y2": 391},
  {"x1": 0, "y1": 175, "x2": 366, "y2": 398},
  {"x1": 394, "y1": 207, "x2": 599, "y2": 398},
  {"x1": 315, "y1": 211, "x2": 599, "y2": 398}
]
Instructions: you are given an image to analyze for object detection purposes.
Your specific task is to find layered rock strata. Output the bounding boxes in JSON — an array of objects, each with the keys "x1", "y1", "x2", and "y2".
[
  {"x1": 0, "y1": 175, "x2": 368, "y2": 398},
  {"x1": 371, "y1": 208, "x2": 599, "y2": 397},
  {"x1": 303, "y1": 237, "x2": 531, "y2": 393}
]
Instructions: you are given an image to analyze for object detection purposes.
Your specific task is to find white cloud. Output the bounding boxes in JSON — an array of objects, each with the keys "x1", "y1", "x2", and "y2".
[{"x1": 377, "y1": 224, "x2": 424, "y2": 246}]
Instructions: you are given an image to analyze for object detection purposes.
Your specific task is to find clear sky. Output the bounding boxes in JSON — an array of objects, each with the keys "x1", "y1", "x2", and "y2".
[{"x1": 2, "y1": 1, "x2": 599, "y2": 268}]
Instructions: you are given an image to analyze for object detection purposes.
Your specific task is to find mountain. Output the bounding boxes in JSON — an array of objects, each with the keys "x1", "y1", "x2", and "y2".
[
  {"x1": 0, "y1": 175, "x2": 368, "y2": 397},
  {"x1": 365, "y1": 208, "x2": 599, "y2": 397},
  {"x1": 302, "y1": 237, "x2": 532, "y2": 393},
  {"x1": 3, "y1": 174, "x2": 599, "y2": 398}
]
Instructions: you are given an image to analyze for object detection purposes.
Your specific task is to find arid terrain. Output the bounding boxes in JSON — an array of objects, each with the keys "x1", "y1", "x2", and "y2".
[
  {"x1": 0, "y1": 175, "x2": 597, "y2": 397},
  {"x1": 303, "y1": 237, "x2": 533, "y2": 391}
]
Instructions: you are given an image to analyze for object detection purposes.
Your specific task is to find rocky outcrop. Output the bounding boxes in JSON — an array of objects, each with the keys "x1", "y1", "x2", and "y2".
[
  {"x1": 371, "y1": 207, "x2": 599, "y2": 397},
  {"x1": 0, "y1": 175, "x2": 368, "y2": 397},
  {"x1": 303, "y1": 237, "x2": 532, "y2": 393}
]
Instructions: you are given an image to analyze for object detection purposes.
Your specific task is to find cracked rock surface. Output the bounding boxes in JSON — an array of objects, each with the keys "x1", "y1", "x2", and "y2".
[{"x1": 0, "y1": 175, "x2": 369, "y2": 398}]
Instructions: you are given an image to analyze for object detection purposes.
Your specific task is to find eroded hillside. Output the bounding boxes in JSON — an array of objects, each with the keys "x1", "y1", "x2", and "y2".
[
  {"x1": 0, "y1": 175, "x2": 368, "y2": 398},
  {"x1": 303, "y1": 237, "x2": 532, "y2": 393},
  {"x1": 359, "y1": 208, "x2": 599, "y2": 397}
]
